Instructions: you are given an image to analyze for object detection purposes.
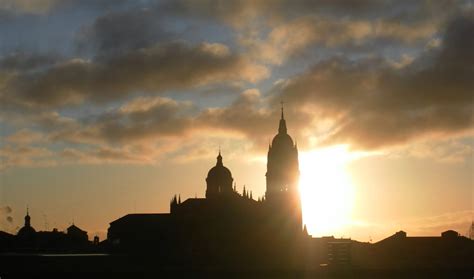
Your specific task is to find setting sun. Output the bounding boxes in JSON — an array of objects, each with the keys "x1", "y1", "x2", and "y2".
[{"x1": 299, "y1": 145, "x2": 356, "y2": 237}]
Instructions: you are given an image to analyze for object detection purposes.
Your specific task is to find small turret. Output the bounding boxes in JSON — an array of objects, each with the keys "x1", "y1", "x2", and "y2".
[
  {"x1": 170, "y1": 195, "x2": 178, "y2": 213},
  {"x1": 24, "y1": 206, "x2": 31, "y2": 227}
]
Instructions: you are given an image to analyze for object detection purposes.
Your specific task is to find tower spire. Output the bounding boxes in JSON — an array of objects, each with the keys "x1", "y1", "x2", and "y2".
[
  {"x1": 24, "y1": 206, "x2": 31, "y2": 227},
  {"x1": 278, "y1": 101, "x2": 287, "y2": 134},
  {"x1": 280, "y1": 101, "x2": 285, "y2": 120}
]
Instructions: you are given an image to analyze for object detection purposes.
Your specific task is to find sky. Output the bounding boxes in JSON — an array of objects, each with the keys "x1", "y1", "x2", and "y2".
[{"x1": 0, "y1": 0, "x2": 473, "y2": 242}]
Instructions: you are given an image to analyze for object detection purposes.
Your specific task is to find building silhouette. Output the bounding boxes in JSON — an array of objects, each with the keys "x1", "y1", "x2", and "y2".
[
  {"x1": 107, "y1": 107, "x2": 307, "y2": 267},
  {"x1": 205, "y1": 150, "x2": 234, "y2": 198},
  {"x1": 16, "y1": 207, "x2": 37, "y2": 249},
  {"x1": 350, "y1": 230, "x2": 474, "y2": 270},
  {"x1": 106, "y1": 108, "x2": 474, "y2": 271},
  {"x1": 266, "y1": 106, "x2": 302, "y2": 233},
  {"x1": 7, "y1": 209, "x2": 96, "y2": 253},
  {"x1": 67, "y1": 224, "x2": 89, "y2": 242},
  {"x1": 1, "y1": 107, "x2": 472, "y2": 275}
]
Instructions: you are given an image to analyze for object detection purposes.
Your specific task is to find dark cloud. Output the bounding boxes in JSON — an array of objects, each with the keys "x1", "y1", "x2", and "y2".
[
  {"x1": 86, "y1": 96, "x2": 196, "y2": 144},
  {"x1": 275, "y1": 12, "x2": 474, "y2": 149},
  {"x1": 248, "y1": 15, "x2": 440, "y2": 65},
  {"x1": 1, "y1": 97, "x2": 199, "y2": 168},
  {"x1": 48, "y1": 92, "x2": 277, "y2": 148},
  {"x1": 59, "y1": 145, "x2": 158, "y2": 164},
  {"x1": 1, "y1": 41, "x2": 267, "y2": 108},
  {"x1": 147, "y1": 1, "x2": 464, "y2": 68},
  {"x1": 161, "y1": 0, "x2": 384, "y2": 24},
  {"x1": 0, "y1": 206, "x2": 12, "y2": 214},
  {"x1": 31, "y1": 90, "x2": 307, "y2": 157},
  {"x1": 160, "y1": 0, "x2": 462, "y2": 27},
  {"x1": 197, "y1": 89, "x2": 312, "y2": 149},
  {"x1": 0, "y1": 0, "x2": 135, "y2": 15},
  {"x1": 0, "y1": 52, "x2": 59, "y2": 71},
  {"x1": 198, "y1": 89, "x2": 273, "y2": 137},
  {"x1": 0, "y1": 0, "x2": 472, "y2": 172},
  {"x1": 0, "y1": 206, "x2": 14, "y2": 232},
  {"x1": 71, "y1": 0, "x2": 451, "y2": 62},
  {"x1": 76, "y1": 9, "x2": 171, "y2": 55},
  {"x1": 270, "y1": 0, "x2": 464, "y2": 21}
]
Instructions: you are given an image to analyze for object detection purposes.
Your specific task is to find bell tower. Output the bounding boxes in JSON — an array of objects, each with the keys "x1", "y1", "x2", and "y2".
[{"x1": 265, "y1": 104, "x2": 302, "y2": 231}]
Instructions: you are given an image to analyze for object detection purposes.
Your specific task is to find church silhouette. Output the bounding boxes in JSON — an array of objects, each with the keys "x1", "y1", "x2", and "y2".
[
  {"x1": 107, "y1": 106, "x2": 308, "y2": 267},
  {"x1": 104, "y1": 108, "x2": 473, "y2": 271},
  {"x1": 1, "y1": 107, "x2": 473, "y2": 276}
]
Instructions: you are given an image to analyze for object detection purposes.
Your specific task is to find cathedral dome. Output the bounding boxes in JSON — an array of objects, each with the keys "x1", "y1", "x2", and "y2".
[
  {"x1": 207, "y1": 152, "x2": 232, "y2": 180},
  {"x1": 206, "y1": 151, "x2": 234, "y2": 198},
  {"x1": 17, "y1": 209, "x2": 36, "y2": 237},
  {"x1": 207, "y1": 164, "x2": 232, "y2": 179},
  {"x1": 18, "y1": 225, "x2": 36, "y2": 236}
]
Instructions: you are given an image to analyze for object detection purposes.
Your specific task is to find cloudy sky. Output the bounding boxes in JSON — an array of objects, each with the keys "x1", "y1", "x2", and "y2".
[{"x1": 0, "y1": 0, "x2": 472, "y2": 241}]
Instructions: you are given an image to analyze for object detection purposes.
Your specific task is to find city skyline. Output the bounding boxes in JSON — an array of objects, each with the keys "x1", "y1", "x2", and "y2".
[{"x1": 1, "y1": 0, "x2": 473, "y2": 243}]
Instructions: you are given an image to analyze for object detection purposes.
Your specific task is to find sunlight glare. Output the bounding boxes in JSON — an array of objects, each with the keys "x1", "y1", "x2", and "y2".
[{"x1": 299, "y1": 145, "x2": 356, "y2": 237}]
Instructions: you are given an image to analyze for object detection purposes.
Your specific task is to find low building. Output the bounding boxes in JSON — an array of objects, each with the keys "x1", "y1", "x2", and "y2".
[
  {"x1": 351, "y1": 230, "x2": 474, "y2": 269},
  {"x1": 11, "y1": 209, "x2": 95, "y2": 253},
  {"x1": 67, "y1": 224, "x2": 88, "y2": 242}
]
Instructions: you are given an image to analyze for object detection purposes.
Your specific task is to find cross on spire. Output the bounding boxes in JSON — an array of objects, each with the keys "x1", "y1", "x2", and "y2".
[
  {"x1": 278, "y1": 101, "x2": 287, "y2": 134},
  {"x1": 280, "y1": 101, "x2": 285, "y2": 120}
]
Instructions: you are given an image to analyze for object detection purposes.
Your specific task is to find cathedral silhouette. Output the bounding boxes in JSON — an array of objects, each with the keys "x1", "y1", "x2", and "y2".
[
  {"x1": 107, "y1": 106, "x2": 308, "y2": 267},
  {"x1": 105, "y1": 108, "x2": 473, "y2": 270},
  {"x1": 1, "y1": 107, "x2": 473, "y2": 275}
]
